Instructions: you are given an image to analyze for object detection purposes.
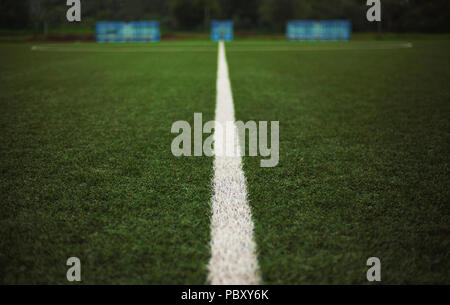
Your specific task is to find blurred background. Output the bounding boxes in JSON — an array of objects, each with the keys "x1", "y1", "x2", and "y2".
[{"x1": 0, "y1": 0, "x2": 449, "y2": 40}]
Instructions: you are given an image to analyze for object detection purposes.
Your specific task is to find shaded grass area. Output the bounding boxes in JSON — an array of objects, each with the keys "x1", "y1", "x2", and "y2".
[
  {"x1": 0, "y1": 42, "x2": 217, "y2": 284},
  {"x1": 228, "y1": 40, "x2": 450, "y2": 284}
]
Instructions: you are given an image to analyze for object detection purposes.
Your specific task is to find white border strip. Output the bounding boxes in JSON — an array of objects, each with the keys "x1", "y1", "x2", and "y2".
[
  {"x1": 30, "y1": 42, "x2": 412, "y2": 53},
  {"x1": 207, "y1": 41, "x2": 260, "y2": 285}
]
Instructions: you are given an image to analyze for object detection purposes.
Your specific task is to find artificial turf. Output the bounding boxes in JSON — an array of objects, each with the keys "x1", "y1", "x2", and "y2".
[
  {"x1": 0, "y1": 42, "x2": 217, "y2": 284},
  {"x1": 0, "y1": 39, "x2": 449, "y2": 284},
  {"x1": 227, "y1": 40, "x2": 450, "y2": 284}
]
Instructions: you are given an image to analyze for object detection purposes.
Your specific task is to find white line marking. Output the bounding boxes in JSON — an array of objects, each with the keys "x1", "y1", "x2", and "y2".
[
  {"x1": 226, "y1": 42, "x2": 413, "y2": 52},
  {"x1": 30, "y1": 45, "x2": 216, "y2": 53},
  {"x1": 207, "y1": 41, "x2": 261, "y2": 285},
  {"x1": 30, "y1": 42, "x2": 413, "y2": 53}
]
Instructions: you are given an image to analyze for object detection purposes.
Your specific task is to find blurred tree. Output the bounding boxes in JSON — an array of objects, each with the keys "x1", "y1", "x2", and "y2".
[
  {"x1": 0, "y1": 0, "x2": 30, "y2": 29},
  {"x1": 393, "y1": 0, "x2": 450, "y2": 32},
  {"x1": 259, "y1": 0, "x2": 368, "y2": 31},
  {"x1": 170, "y1": 0, "x2": 220, "y2": 30},
  {"x1": 259, "y1": 0, "x2": 294, "y2": 31},
  {"x1": 1, "y1": 0, "x2": 449, "y2": 34},
  {"x1": 219, "y1": 0, "x2": 261, "y2": 30}
]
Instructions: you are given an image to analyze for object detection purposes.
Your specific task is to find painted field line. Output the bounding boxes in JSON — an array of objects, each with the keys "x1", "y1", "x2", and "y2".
[
  {"x1": 207, "y1": 41, "x2": 261, "y2": 285},
  {"x1": 30, "y1": 42, "x2": 412, "y2": 54},
  {"x1": 226, "y1": 42, "x2": 413, "y2": 52},
  {"x1": 30, "y1": 45, "x2": 216, "y2": 53}
]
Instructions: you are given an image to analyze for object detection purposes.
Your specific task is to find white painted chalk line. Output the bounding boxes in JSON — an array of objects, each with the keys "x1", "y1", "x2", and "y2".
[
  {"x1": 207, "y1": 41, "x2": 261, "y2": 285},
  {"x1": 30, "y1": 42, "x2": 412, "y2": 53}
]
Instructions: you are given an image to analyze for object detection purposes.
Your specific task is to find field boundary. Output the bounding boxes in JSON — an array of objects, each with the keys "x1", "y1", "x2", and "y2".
[{"x1": 29, "y1": 42, "x2": 413, "y2": 54}]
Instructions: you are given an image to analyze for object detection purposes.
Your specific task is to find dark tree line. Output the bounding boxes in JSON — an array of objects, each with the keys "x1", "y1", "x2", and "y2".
[{"x1": 1, "y1": 0, "x2": 449, "y2": 33}]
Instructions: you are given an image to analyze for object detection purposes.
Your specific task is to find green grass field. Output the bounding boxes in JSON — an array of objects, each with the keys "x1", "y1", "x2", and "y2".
[{"x1": 0, "y1": 39, "x2": 449, "y2": 284}]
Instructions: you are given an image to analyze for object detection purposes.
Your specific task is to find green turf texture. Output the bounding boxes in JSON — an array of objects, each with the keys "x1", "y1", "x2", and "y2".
[
  {"x1": 0, "y1": 42, "x2": 217, "y2": 284},
  {"x1": 0, "y1": 40, "x2": 449, "y2": 284},
  {"x1": 227, "y1": 40, "x2": 450, "y2": 284}
]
